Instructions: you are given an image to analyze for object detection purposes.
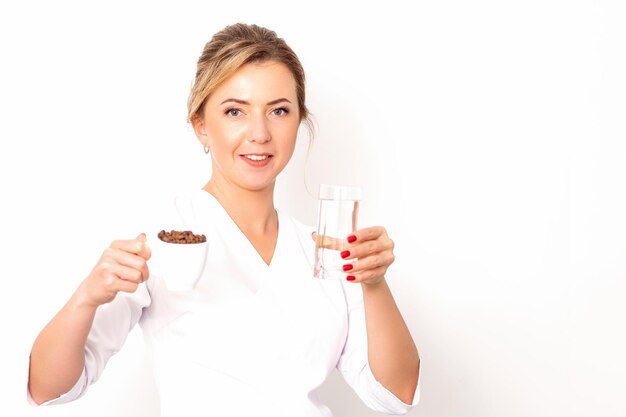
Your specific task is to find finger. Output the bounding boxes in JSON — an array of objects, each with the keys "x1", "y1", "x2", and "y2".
[
  {"x1": 110, "y1": 236, "x2": 151, "y2": 260},
  {"x1": 139, "y1": 261, "x2": 150, "y2": 283},
  {"x1": 313, "y1": 233, "x2": 344, "y2": 250},
  {"x1": 136, "y1": 233, "x2": 152, "y2": 260},
  {"x1": 344, "y1": 236, "x2": 394, "y2": 260},
  {"x1": 115, "y1": 278, "x2": 139, "y2": 294},
  {"x1": 102, "y1": 247, "x2": 149, "y2": 274},
  {"x1": 98, "y1": 260, "x2": 144, "y2": 284},
  {"x1": 343, "y1": 250, "x2": 395, "y2": 274},
  {"x1": 345, "y1": 266, "x2": 388, "y2": 284},
  {"x1": 347, "y1": 226, "x2": 386, "y2": 244},
  {"x1": 134, "y1": 234, "x2": 151, "y2": 281}
]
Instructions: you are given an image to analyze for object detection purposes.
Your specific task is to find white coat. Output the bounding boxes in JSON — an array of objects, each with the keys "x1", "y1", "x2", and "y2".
[{"x1": 29, "y1": 190, "x2": 419, "y2": 416}]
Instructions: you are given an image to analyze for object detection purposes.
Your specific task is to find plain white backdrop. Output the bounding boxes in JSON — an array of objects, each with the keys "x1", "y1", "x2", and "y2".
[{"x1": 1, "y1": 1, "x2": 625, "y2": 416}]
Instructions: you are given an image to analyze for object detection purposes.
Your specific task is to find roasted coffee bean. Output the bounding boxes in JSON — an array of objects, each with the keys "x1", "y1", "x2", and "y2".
[{"x1": 158, "y1": 229, "x2": 207, "y2": 244}]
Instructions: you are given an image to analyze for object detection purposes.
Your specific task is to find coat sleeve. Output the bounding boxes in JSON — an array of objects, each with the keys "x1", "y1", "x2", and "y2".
[
  {"x1": 27, "y1": 283, "x2": 152, "y2": 406},
  {"x1": 285, "y1": 213, "x2": 420, "y2": 413},
  {"x1": 336, "y1": 282, "x2": 420, "y2": 415}
]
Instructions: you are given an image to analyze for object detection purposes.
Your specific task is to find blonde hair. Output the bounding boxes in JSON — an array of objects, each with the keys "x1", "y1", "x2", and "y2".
[{"x1": 187, "y1": 23, "x2": 314, "y2": 136}]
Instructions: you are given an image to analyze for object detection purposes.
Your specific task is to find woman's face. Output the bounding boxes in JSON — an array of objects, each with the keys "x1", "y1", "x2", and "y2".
[{"x1": 193, "y1": 61, "x2": 301, "y2": 193}]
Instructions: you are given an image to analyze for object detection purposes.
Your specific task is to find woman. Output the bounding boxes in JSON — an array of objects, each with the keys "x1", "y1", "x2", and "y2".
[{"x1": 27, "y1": 23, "x2": 420, "y2": 416}]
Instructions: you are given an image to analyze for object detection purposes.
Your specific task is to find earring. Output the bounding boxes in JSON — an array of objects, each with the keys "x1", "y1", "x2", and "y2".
[{"x1": 203, "y1": 143, "x2": 210, "y2": 154}]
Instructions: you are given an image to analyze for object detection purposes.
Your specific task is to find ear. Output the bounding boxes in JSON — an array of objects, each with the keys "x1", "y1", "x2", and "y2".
[{"x1": 190, "y1": 114, "x2": 208, "y2": 144}]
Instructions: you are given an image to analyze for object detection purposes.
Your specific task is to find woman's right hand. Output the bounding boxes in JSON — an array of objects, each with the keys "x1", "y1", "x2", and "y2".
[{"x1": 76, "y1": 233, "x2": 152, "y2": 307}]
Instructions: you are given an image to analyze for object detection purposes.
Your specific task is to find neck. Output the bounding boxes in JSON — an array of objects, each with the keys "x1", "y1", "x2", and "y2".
[{"x1": 203, "y1": 177, "x2": 277, "y2": 234}]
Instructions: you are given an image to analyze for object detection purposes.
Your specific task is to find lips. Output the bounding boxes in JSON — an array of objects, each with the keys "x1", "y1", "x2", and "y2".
[{"x1": 240, "y1": 153, "x2": 273, "y2": 167}]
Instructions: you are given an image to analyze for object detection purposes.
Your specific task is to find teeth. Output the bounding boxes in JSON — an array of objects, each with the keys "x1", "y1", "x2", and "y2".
[{"x1": 245, "y1": 155, "x2": 268, "y2": 161}]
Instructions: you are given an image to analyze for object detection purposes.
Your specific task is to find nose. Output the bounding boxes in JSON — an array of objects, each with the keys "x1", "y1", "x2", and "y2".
[{"x1": 247, "y1": 113, "x2": 271, "y2": 144}]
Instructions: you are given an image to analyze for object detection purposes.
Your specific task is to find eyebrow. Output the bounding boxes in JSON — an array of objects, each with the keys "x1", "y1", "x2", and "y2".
[{"x1": 219, "y1": 98, "x2": 292, "y2": 106}]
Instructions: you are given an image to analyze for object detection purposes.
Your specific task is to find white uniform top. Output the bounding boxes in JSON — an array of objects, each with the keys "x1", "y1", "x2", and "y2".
[{"x1": 29, "y1": 190, "x2": 419, "y2": 416}]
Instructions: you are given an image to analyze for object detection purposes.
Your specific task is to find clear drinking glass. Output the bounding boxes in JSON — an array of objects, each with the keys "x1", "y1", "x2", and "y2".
[{"x1": 313, "y1": 184, "x2": 361, "y2": 279}]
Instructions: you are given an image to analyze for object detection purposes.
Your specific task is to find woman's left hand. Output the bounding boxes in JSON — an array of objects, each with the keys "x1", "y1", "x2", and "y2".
[{"x1": 340, "y1": 226, "x2": 395, "y2": 285}]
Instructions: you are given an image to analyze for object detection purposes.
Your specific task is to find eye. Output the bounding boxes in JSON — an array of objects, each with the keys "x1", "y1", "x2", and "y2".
[
  {"x1": 225, "y1": 108, "x2": 242, "y2": 117},
  {"x1": 272, "y1": 107, "x2": 289, "y2": 116}
]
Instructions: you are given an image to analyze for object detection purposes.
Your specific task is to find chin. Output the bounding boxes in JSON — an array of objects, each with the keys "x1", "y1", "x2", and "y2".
[
  {"x1": 239, "y1": 180, "x2": 277, "y2": 193},
  {"x1": 237, "y1": 171, "x2": 283, "y2": 192}
]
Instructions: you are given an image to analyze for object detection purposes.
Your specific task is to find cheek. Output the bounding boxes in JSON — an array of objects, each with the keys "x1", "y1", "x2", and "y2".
[
  {"x1": 279, "y1": 121, "x2": 300, "y2": 145},
  {"x1": 207, "y1": 123, "x2": 245, "y2": 150},
  {"x1": 286, "y1": 125, "x2": 300, "y2": 152},
  {"x1": 285, "y1": 134, "x2": 297, "y2": 155}
]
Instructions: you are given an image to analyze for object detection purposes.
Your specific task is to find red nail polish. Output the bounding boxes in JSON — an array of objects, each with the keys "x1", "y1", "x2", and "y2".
[
  {"x1": 341, "y1": 250, "x2": 350, "y2": 259},
  {"x1": 347, "y1": 235, "x2": 357, "y2": 243},
  {"x1": 342, "y1": 264, "x2": 353, "y2": 271},
  {"x1": 346, "y1": 275, "x2": 356, "y2": 281}
]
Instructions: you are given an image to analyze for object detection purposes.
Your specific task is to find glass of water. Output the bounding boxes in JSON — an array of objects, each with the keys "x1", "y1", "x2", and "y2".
[{"x1": 313, "y1": 184, "x2": 362, "y2": 279}]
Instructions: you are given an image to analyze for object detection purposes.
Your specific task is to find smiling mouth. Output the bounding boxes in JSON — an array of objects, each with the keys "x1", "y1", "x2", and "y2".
[{"x1": 243, "y1": 154, "x2": 272, "y2": 161}]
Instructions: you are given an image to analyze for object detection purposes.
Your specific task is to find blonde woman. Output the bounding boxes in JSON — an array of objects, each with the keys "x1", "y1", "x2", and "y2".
[{"x1": 27, "y1": 23, "x2": 420, "y2": 417}]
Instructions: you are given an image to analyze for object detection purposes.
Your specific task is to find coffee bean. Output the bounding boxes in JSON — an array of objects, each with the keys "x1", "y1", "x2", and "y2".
[{"x1": 158, "y1": 230, "x2": 206, "y2": 244}]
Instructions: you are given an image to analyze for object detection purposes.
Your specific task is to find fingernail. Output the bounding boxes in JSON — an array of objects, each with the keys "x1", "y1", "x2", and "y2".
[
  {"x1": 347, "y1": 235, "x2": 357, "y2": 243},
  {"x1": 341, "y1": 250, "x2": 350, "y2": 259},
  {"x1": 346, "y1": 275, "x2": 356, "y2": 281},
  {"x1": 342, "y1": 264, "x2": 353, "y2": 271}
]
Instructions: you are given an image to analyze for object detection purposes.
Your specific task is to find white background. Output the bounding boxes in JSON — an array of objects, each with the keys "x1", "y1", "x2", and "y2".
[{"x1": 1, "y1": 1, "x2": 625, "y2": 416}]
